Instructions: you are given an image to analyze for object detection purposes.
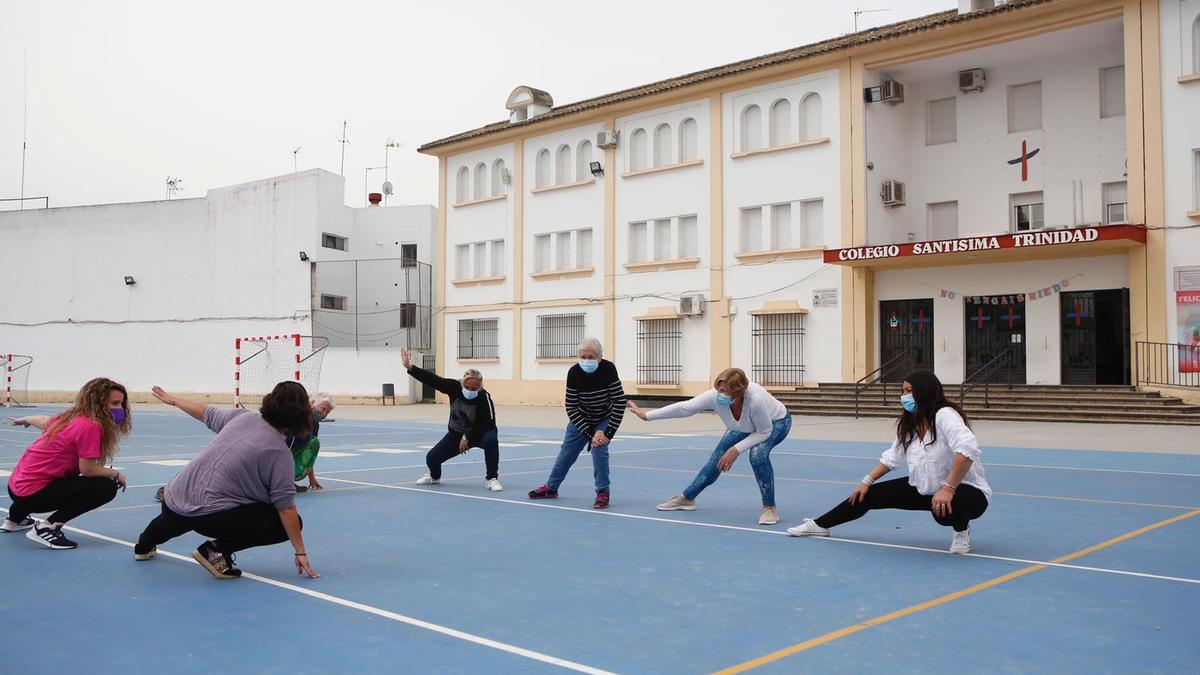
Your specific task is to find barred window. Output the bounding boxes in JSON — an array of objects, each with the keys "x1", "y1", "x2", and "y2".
[
  {"x1": 536, "y1": 313, "x2": 585, "y2": 359},
  {"x1": 458, "y1": 318, "x2": 499, "y2": 359},
  {"x1": 752, "y1": 313, "x2": 806, "y2": 386},
  {"x1": 399, "y1": 302, "x2": 417, "y2": 328},
  {"x1": 636, "y1": 318, "x2": 682, "y2": 385}
]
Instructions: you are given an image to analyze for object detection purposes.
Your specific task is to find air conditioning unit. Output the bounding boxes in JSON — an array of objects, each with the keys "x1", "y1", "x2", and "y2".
[
  {"x1": 679, "y1": 295, "x2": 705, "y2": 316},
  {"x1": 881, "y1": 180, "x2": 906, "y2": 207},
  {"x1": 596, "y1": 129, "x2": 619, "y2": 149},
  {"x1": 881, "y1": 79, "x2": 905, "y2": 105},
  {"x1": 959, "y1": 68, "x2": 986, "y2": 93}
]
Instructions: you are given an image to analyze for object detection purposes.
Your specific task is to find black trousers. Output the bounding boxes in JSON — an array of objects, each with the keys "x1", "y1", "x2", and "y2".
[
  {"x1": 427, "y1": 428, "x2": 500, "y2": 480},
  {"x1": 134, "y1": 502, "x2": 297, "y2": 555},
  {"x1": 7, "y1": 477, "x2": 119, "y2": 524},
  {"x1": 814, "y1": 477, "x2": 988, "y2": 533}
]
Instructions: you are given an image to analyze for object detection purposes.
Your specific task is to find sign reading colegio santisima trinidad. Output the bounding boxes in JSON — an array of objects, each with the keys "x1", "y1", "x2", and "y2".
[{"x1": 824, "y1": 225, "x2": 1146, "y2": 264}]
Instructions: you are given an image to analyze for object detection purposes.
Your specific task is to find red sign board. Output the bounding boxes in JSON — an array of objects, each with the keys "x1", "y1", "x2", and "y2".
[{"x1": 824, "y1": 225, "x2": 1146, "y2": 264}]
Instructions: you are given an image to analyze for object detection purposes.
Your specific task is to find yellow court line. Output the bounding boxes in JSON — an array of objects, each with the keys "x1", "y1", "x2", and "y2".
[{"x1": 714, "y1": 508, "x2": 1200, "y2": 675}]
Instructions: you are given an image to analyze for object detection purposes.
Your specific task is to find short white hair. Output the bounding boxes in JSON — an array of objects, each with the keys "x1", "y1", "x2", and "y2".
[
  {"x1": 312, "y1": 392, "x2": 336, "y2": 408},
  {"x1": 577, "y1": 337, "x2": 603, "y2": 357}
]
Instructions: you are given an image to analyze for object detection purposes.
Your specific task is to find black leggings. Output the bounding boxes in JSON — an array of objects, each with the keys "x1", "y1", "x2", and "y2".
[
  {"x1": 134, "y1": 502, "x2": 297, "y2": 556},
  {"x1": 814, "y1": 477, "x2": 988, "y2": 533},
  {"x1": 427, "y1": 428, "x2": 500, "y2": 480},
  {"x1": 7, "y1": 477, "x2": 119, "y2": 524}
]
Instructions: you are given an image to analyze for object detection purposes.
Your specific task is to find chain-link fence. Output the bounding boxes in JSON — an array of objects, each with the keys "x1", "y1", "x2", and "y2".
[{"x1": 312, "y1": 258, "x2": 434, "y2": 350}]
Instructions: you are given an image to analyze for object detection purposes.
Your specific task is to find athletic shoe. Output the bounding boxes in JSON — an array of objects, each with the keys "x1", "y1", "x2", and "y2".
[
  {"x1": 950, "y1": 528, "x2": 971, "y2": 554},
  {"x1": 192, "y1": 540, "x2": 241, "y2": 579},
  {"x1": 786, "y1": 518, "x2": 830, "y2": 537},
  {"x1": 134, "y1": 547, "x2": 157, "y2": 561},
  {"x1": 758, "y1": 506, "x2": 780, "y2": 526},
  {"x1": 593, "y1": 491, "x2": 610, "y2": 510},
  {"x1": 657, "y1": 496, "x2": 697, "y2": 511},
  {"x1": 486, "y1": 478, "x2": 504, "y2": 492},
  {"x1": 528, "y1": 485, "x2": 558, "y2": 499},
  {"x1": 415, "y1": 474, "x2": 439, "y2": 485},
  {"x1": 154, "y1": 486, "x2": 165, "y2": 502},
  {"x1": 26, "y1": 522, "x2": 77, "y2": 550},
  {"x1": 1, "y1": 516, "x2": 35, "y2": 532},
  {"x1": 295, "y1": 484, "x2": 309, "y2": 493}
]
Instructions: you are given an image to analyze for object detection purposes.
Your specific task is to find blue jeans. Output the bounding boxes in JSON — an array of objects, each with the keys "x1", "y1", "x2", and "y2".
[
  {"x1": 682, "y1": 415, "x2": 791, "y2": 507},
  {"x1": 546, "y1": 422, "x2": 609, "y2": 493}
]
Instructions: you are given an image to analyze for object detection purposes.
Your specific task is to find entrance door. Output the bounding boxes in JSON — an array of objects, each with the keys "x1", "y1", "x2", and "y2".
[
  {"x1": 964, "y1": 294, "x2": 1026, "y2": 384},
  {"x1": 1061, "y1": 289, "x2": 1130, "y2": 385},
  {"x1": 879, "y1": 299, "x2": 934, "y2": 382}
]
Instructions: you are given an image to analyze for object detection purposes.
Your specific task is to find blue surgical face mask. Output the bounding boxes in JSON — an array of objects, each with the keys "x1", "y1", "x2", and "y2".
[
  {"x1": 462, "y1": 388, "x2": 479, "y2": 400},
  {"x1": 715, "y1": 393, "x2": 734, "y2": 407},
  {"x1": 578, "y1": 359, "x2": 599, "y2": 374},
  {"x1": 110, "y1": 408, "x2": 126, "y2": 425},
  {"x1": 900, "y1": 393, "x2": 917, "y2": 414}
]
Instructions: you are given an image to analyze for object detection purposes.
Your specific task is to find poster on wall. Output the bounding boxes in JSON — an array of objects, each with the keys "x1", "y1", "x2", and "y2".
[{"x1": 1175, "y1": 266, "x2": 1200, "y2": 373}]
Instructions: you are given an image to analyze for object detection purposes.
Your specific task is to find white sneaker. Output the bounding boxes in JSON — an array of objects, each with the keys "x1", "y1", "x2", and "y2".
[
  {"x1": 758, "y1": 506, "x2": 780, "y2": 525},
  {"x1": 786, "y1": 518, "x2": 830, "y2": 537},
  {"x1": 415, "y1": 474, "x2": 439, "y2": 485},
  {"x1": 1, "y1": 516, "x2": 35, "y2": 532},
  {"x1": 950, "y1": 528, "x2": 971, "y2": 554},
  {"x1": 486, "y1": 478, "x2": 504, "y2": 492},
  {"x1": 657, "y1": 495, "x2": 697, "y2": 511}
]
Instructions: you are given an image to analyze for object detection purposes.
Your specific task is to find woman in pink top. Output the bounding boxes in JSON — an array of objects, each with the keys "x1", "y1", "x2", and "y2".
[{"x1": 3, "y1": 378, "x2": 131, "y2": 550}]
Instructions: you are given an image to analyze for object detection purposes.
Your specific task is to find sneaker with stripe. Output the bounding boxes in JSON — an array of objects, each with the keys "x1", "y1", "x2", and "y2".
[
  {"x1": 192, "y1": 540, "x2": 242, "y2": 579},
  {"x1": 1, "y1": 516, "x2": 35, "y2": 532},
  {"x1": 26, "y1": 522, "x2": 77, "y2": 549}
]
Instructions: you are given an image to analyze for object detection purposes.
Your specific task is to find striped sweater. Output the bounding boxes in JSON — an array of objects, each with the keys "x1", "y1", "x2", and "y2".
[{"x1": 565, "y1": 359, "x2": 626, "y2": 439}]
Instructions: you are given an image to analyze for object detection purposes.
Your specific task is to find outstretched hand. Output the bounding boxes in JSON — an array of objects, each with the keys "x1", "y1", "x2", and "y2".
[
  {"x1": 626, "y1": 400, "x2": 649, "y2": 421},
  {"x1": 7, "y1": 416, "x2": 30, "y2": 428},
  {"x1": 401, "y1": 348, "x2": 412, "y2": 370},
  {"x1": 151, "y1": 386, "x2": 176, "y2": 407}
]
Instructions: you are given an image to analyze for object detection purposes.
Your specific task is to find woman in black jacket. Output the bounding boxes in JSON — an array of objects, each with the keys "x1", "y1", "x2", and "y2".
[{"x1": 401, "y1": 349, "x2": 502, "y2": 491}]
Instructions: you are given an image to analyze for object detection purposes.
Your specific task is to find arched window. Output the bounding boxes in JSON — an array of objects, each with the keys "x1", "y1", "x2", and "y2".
[
  {"x1": 491, "y1": 159, "x2": 506, "y2": 196},
  {"x1": 576, "y1": 140, "x2": 593, "y2": 181},
  {"x1": 455, "y1": 166, "x2": 470, "y2": 203},
  {"x1": 535, "y1": 149, "x2": 551, "y2": 189},
  {"x1": 630, "y1": 128, "x2": 648, "y2": 170},
  {"x1": 678, "y1": 118, "x2": 698, "y2": 162},
  {"x1": 801, "y1": 93, "x2": 823, "y2": 140},
  {"x1": 473, "y1": 163, "x2": 487, "y2": 200},
  {"x1": 740, "y1": 105, "x2": 762, "y2": 152},
  {"x1": 653, "y1": 123, "x2": 673, "y2": 167},
  {"x1": 769, "y1": 99, "x2": 792, "y2": 147},
  {"x1": 555, "y1": 144, "x2": 571, "y2": 184}
]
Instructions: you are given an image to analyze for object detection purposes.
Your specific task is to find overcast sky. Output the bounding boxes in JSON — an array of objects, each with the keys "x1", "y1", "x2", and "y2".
[{"x1": 0, "y1": 0, "x2": 955, "y2": 211}]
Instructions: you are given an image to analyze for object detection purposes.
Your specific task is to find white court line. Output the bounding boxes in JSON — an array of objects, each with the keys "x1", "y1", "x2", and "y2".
[
  {"x1": 316, "y1": 451, "x2": 360, "y2": 458},
  {"x1": 499, "y1": 443, "x2": 531, "y2": 448},
  {"x1": 651, "y1": 433, "x2": 704, "y2": 438},
  {"x1": 0, "y1": 507, "x2": 612, "y2": 675},
  {"x1": 317, "y1": 477, "x2": 1200, "y2": 587},
  {"x1": 357, "y1": 448, "x2": 421, "y2": 455},
  {"x1": 142, "y1": 459, "x2": 190, "y2": 467},
  {"x1": 525, "y1": 440, "x2": 563, "y2": 445},
  {"x1": 0, "y1": 469, "x2": 10, "y2": 477},
  {"x1": 772, "y1": 451, "x2": 1200, "y2": 478},
  {"x1": 313, "y1": 446, "x2": 683, "y2": 476}
]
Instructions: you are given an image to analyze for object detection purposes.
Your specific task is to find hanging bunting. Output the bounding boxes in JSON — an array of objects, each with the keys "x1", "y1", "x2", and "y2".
[{"x1": 922, "y1": 274, "x2": 1082, "y2": 303}]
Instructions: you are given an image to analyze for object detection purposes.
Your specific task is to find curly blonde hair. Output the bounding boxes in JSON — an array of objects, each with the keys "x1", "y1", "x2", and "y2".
[{"x1": 42, "y1": 378, "x2": 131, "y2": 465}]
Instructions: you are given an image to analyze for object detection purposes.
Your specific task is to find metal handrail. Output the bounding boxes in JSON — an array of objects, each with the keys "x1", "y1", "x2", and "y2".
[
  {"x1": 1135, "y1": 341, "x2": 1200, "y2": 388},
  {"x1": 959, "y1": 348, "x2": 1014, "y2": 408},
  {"x1": 854, "y1": 350, "x2": 913, "y2": 418}
]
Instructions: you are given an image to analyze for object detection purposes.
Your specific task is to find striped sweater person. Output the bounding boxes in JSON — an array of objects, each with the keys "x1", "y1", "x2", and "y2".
[{"x1": 529, "y1": 337, "x2": 626, "y2": 509}]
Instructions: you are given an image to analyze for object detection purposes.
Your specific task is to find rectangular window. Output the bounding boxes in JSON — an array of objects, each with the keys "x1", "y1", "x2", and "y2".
[
  {"x1": 472, "y1": 242, "x2": 487, "y2": 278},
  {"x1": 455, "y1": 244, "x2": 470, "y2": 279},
  {"x1": 536, "y1": 313, "x2": 585, "y2": 359},
  {"x1": 535, "y1": 234, "x2": 552, "y2": 272},
  {"x1": 1194, "y1": 149, "x2": 1200, "y2": 211},
  {"x1": 576, "y1": 228, "x2": 593, "y2": 268},
  {"x1": 653, "y1": 218, "x2": 672, "y2": 260},
  {"x1": 490, "y1": 239, "x2": 505, "y2": 277},
  {"x1": 398, "y1": 302, "x2": 417, "y2": 328},
  {"x1": 1100, "y1": 66, "x2": 1124, "y2": 119},
  {"x1": 752, "y1": 313, "x2": 805, "y2": 386},
  {"x1": 1102, "y1": 182, "x2": 1128, "y2": 224},
  {"x1": 1011, "y1": 192, "x2": 1045, "y2": 231},
  {"x1": 630, "y1": 221, "x2": 648, "y2": 263},
  {"x1": 677, "y1": 215, "x2": 698, "y2": 258},
  {"x1": 319, "y1": 294, "x2": 346, "y2": 311},
  {"x1": 555, "y1": 231, "x2": 572, "y2": 270},
  {"x1": 400, "y1": 243, "x2": 418, "y2": 267},
  {"x1": 928, "y1": 201, "x2": 959, "y2": 240},
  {"x1": 770, "y1": 203, "x2": 792, "y2": 250},
  {"x1": 740, "y1": 207, "x2": 763, "y2": 253},
  {"x1": 636, "y1": 318, "x2": 682, "y2": 385},
  {"x1": 1008, "y1": 81, "x2": 1042, "y2": 133},
  {"x1": 926, "y1": 97, "x2": 957, "y2": 145},
  {"x1": 802, "y1": 199, "x2": 823, "y2": 247},
  {"x1": 321, "y1": 233, "x2": 348, "y2": 251},
  {"x1": 457, "y1": 318, "x2": 499, "y2": 359}
]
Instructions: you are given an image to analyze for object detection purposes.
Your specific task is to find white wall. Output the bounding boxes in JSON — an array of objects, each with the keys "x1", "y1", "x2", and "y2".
[{"x1": 319, "y1": 348, "x2": 421, "y2": 403}]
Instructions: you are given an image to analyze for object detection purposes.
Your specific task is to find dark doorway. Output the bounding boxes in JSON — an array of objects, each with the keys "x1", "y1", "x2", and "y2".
[
  {"x1": 421, "y1": 353, "x2": 438, "y2": 402},
  {"x1": 964, "y1": 294, "x2": 1026, "y2": 384},
  {"x1": 879, "y1": 299, "x2": 934, "y2": 382},
  {"x1": 1061, "y1": 289, "x2": 1130, "y2": 385}
]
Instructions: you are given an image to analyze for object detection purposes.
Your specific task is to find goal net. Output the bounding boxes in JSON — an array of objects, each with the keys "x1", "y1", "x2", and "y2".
[
  {"x1": 2, "y1": 354, "x2": 33, "y2": 407},
  {"x1": 234, "y1": 335, "x2": 328, "y2": 408}
]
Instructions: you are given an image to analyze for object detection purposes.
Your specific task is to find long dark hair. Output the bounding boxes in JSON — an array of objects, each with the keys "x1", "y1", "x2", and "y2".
[
  {"x1": 261, "y1": 381, "x2": 312, "y2": 437},
  {"x1": 895, "y1": 369, "x2": 969, "y2": 450}
]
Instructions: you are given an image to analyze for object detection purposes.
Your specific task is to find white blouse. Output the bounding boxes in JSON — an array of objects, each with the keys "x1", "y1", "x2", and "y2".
[
  {"x1": 879, "y1": 407, "x2": 992, "y2": 501},
  {"x1": 646, "y1": 383, "x2": 789, "y2": 453}
]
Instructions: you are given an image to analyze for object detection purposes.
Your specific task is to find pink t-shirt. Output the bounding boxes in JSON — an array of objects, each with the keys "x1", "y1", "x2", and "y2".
[{"x1": 8, "y1": 416, "x2": 103, "y2": 497}]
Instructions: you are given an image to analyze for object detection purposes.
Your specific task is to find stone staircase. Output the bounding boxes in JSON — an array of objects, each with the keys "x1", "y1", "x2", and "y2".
[{"x1": 771, "y1": 383, "x2": 1200, "y2": 425}]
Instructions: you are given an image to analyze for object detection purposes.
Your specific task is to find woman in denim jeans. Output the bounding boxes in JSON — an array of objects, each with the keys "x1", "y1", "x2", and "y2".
[{"x1": 627, "y1": 368, "x2": 792, "y2": 525}]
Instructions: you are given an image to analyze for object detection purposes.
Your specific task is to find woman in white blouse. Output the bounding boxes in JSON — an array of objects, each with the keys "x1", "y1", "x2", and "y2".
[
  {"x1": 626, "y1": 368, "x2": 792, "y2": 526},
  {"x1": 786, "y1": 369, "x2": 991, "y2": 553}
]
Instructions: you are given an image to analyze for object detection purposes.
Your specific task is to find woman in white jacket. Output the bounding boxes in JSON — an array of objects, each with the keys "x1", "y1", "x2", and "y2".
[
  {"x1": 786, "y1": 369, "x2": 991, "y2": 554},
  {"x1": 626, "y1": 368, "x2": 791, "y2": 525}
]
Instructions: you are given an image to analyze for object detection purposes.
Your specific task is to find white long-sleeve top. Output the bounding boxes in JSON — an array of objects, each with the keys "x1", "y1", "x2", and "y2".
[
  {"x1": 646, "y1": 383, "x2": 789, "y2": 453},
  {"x1": 879, "y1": 406, "x2": 992, "y2": 501}
]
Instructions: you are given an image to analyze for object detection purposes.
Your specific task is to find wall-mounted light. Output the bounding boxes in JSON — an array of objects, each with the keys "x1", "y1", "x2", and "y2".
[
  {"x1": 863, "y1": 86, "x2": 882, "y2": 103},
  {"x1": 124, "y1": 276, "x2": 136, "y2": 286},
  {"x1": 299, "y1": 251, "x2": 310, "y2": 262},
  {"x1": 589, "y1": 161, "x2": 604, "y2": 177}
]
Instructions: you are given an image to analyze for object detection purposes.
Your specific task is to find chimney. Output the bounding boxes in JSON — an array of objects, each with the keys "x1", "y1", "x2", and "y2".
[
  {"x1": 506, "y1": 86, "x2": 554, "y2": 124},
  {"x1": 368, "y1": 192, "x2": 383, "y2": 206}
]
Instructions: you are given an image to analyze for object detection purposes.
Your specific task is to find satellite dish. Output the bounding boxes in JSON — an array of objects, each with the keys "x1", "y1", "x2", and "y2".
[{"x1": 382, "y1": 181, "x2": 394, "y2": 196}]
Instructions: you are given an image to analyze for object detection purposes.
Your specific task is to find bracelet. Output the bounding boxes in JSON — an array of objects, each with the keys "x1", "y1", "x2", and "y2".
[
  {"x1": 941, "y1": 481, "x2": 957, "y2": 492},
  {"x1": 860, "y1": 474, "x2": 875, "y2": 486},
  {"x1": 294, "y1": 552, "x2": 307, "y2": 557}
]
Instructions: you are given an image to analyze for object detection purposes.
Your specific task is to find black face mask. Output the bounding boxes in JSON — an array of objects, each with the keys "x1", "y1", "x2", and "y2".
[{"x1": 312, "y1": 410, "x2": 327, "y2": 423}]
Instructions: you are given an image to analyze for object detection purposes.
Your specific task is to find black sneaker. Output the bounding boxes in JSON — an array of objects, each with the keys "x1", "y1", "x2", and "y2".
[
  {"x1": 192, "y1": 540, "x2": 242, "y2": 579},
  {"x1": 295, "y1": 484, "x2": 309, "y2": 493},
  {"x1": 154, "y1": 486, "x2": 165, "y2": 502},
  {"x1": 528, "y1": 485, "x2": 559, "y2": 500},
  {"x1": 1, "y1": 516, "x2": 35, "y2": 532},
  {"x1": 26, "y1": 522, "x2": 77, "y2": 550}
]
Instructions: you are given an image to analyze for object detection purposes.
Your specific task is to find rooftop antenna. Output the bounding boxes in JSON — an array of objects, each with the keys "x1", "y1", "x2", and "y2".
[
  {"x1": 337, "y1": 120, "x2": 349, "y2": 176},
  {"x1": 383, "y1": 138, "x2": 405, "y2": 205},
  {"x1": 165, "y1": 176, "x2": 184, "y2": 200},
  {"x1": 853, "y1": 8, "x2": 890, "y2": 32},
  {"x1": 18, "y1": 36, "x2": 28, "y2": 211},
  {"x1": 292, "y1": 146, "x2": 302, "y2": 173}
]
